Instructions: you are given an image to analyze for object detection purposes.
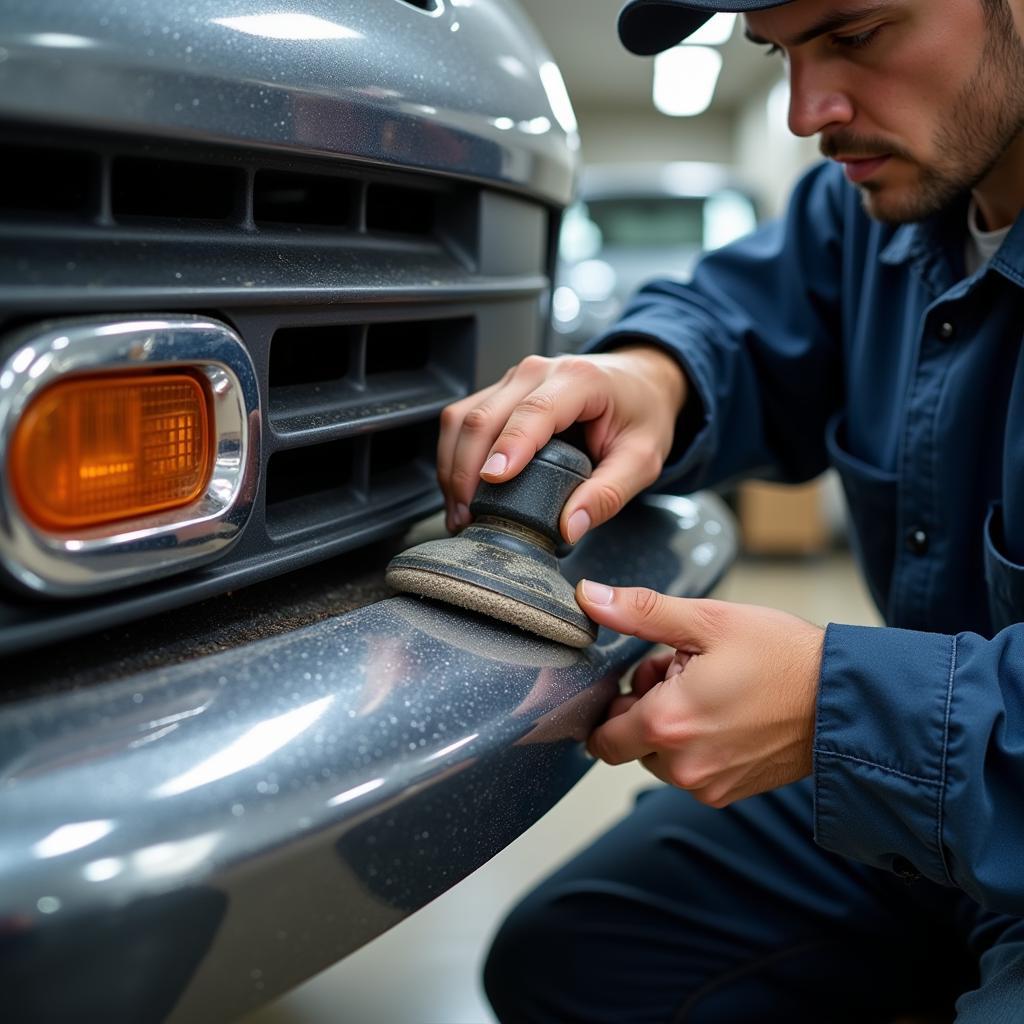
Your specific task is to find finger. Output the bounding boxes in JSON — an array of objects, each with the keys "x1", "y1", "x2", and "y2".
[
  {"x1": 605, "y1": 693, "x2": 639, "y2": 720},
  {"x1": 665, "y1": 650, "x2": 692, "y2": 678},
  {"x1": 629, "y1": 651, "x2": 675, "y2": 697},
  {"x1": 437, "y1": 378, "x2": 515, "y2": 527},
  {"x1": 482, "y1": 371, "x2": 611, "y2": 488},
  {"x1": 689, "y1": 766, "x2": 752, "y2": 808},
  {"x1": 437, "y1": 382, "x2": 504, "y2": 527},
  {"x1": 586, "y1": 698, "x2": 656, "y2": 766},
  {"x1": 559, "y1": 438, "x2": 662, "y2": 542},
  {"x1": 576, "y1": 583, "x2": 726, "y2": 652},
  {"x1": 447, "y1": 385, "x2": 562, "y2": 525},
  {"x1": 640, "y1": 752, "x2": 672, "y2": 785}
]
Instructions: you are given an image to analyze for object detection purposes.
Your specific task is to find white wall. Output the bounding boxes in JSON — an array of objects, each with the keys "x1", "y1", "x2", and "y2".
[
  {"x1": 733, "y1": 76, "x2": 820, "y2": 217},
  {"x1": 574, "y1": 86, "x2": 819, "y2": 219},
  {"x1": 575, "y1": 106, "x2": 735, "y2": 166}
]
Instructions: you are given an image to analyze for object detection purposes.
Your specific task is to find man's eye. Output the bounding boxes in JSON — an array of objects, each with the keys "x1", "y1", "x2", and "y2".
[
  {"x1": 762, "y1": 43, "x2": 782, "y2": 57},
  {"x1": 832, "y1": 26, "x2": 880, "y2": 50}
]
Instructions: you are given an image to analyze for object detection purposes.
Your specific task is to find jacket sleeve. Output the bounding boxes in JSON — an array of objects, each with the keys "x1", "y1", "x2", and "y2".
[
  {"x1": 584, "y1": 160, "x2": 847, "y2": 493},
  {"x1": 815, "y1": 620, "x2": 1024, "y2": 917}
]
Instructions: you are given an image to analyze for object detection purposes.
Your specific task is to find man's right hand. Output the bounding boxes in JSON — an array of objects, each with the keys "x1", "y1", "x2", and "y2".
[{"x1": 437, "y1": 345, "x2": 688, "y2": 544}]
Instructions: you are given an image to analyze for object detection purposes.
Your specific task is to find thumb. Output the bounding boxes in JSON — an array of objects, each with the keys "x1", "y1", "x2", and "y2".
[{"x1": 576, "y1": 581, "x2": 721, "y2": 651}]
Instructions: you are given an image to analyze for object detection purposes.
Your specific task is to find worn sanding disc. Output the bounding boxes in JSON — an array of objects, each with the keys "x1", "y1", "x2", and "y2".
[
  {"x1": 385, "y1": 523, "x2": 597, "y2": 649},
  {"x1": 386, "y1": 439, "x2": 598, "y2": 649},
  {"x1": 387, "y1": 564, "x2": 594, "y2": 649},
  {"x1": 389, "y1": 592, "x2": 581, "y2": 668}
]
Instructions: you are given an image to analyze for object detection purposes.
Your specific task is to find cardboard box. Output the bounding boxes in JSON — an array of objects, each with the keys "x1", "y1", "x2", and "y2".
[{"x1": 738, "y1": 478, "x2": 830, "y2": 555}]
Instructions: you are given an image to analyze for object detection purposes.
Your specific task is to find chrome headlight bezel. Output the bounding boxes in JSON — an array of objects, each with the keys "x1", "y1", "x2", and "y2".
[{"x1": 0, "y1": 315, "x2": 261, "y2": 597}]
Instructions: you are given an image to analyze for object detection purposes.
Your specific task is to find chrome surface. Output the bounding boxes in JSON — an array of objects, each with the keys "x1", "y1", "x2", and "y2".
[
  {"x1": 0, "y1": 315, "x2": 261, "y2": 596},
  {"x1": 0, "y1": 492, "x2": 735, "y2": 1023},
  {"x1": 0, "y1": 0, "x2": 578, "y2": 206}
]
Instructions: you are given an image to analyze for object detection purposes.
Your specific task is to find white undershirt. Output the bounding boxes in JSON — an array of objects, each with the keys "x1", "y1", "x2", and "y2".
[{"x1": 965, "y1": 198, "x2": 1012, "y2": 275}]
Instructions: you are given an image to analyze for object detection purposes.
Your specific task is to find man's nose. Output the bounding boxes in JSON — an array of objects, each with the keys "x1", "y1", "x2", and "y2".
[{"x1": 786, "y1": 61, "x2": 855, "y2": 137}]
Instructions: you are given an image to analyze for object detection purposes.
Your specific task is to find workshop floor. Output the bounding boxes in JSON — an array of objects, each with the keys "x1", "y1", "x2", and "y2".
[{"x1": 243, "y1": 551, "x2": 881, "y2": 1024}]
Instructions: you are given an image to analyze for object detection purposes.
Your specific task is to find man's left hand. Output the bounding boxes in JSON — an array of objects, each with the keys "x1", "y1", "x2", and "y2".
[{"x1": 577, "y1": 580, "x2": 825, "y2": 808}]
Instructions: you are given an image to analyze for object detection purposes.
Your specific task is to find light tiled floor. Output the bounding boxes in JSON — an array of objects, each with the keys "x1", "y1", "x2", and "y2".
[{"x1": 243, "y1": 552, "x2": 881, "y2": 1024}]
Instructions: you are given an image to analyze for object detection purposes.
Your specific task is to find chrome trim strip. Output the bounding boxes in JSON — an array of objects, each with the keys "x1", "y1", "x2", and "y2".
[{"x1": 0, "y1": 315, "x2": 261, "y2": 596}]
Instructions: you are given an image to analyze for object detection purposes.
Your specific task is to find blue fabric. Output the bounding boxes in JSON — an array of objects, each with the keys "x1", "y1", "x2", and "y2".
[
  {"x1": 485, "y1": 783, "x2": 1024, "y2": 1022},
  {"x1": 585, "y1": 161, "x2": 1024, "y2": 918}
]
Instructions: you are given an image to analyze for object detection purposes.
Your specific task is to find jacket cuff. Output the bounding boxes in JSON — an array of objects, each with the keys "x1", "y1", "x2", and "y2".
[
  {"x1": 813, "y1": 622, "x2": 956, "y2": 887},
  {"x1": 583, "y1": 319, "x2": 715, "y2": 491}
]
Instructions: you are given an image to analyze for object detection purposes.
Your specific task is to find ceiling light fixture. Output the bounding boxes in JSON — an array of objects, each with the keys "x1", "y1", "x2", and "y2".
[{"x1": 653, "y1": 45, "x2": 723, "y2": 117}]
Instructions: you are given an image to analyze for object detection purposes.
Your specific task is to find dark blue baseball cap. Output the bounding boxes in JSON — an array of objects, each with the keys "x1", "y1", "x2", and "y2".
[{"x1": 618, "y1": 0, "x2": 794, "y2": 55}]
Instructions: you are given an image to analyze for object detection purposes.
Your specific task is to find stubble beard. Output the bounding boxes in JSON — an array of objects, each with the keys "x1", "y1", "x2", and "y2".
[{"x1": 856, "y1": 12, "x2": 1024, "y2": 225}]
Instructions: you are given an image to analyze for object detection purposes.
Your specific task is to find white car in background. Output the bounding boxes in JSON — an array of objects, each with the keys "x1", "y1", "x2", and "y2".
[{"x1": 553, "y1": 161, "x2": 760, "y2": 351}]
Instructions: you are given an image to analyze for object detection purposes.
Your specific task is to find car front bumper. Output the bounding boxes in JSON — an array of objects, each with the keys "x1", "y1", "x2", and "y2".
[{"x1": 0, "y1": 491, "x2": 735, "y2": 1023}]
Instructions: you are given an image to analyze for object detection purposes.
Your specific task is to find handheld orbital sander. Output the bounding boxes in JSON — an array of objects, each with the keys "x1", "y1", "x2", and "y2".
[{"x1": 385, "y1": 440, "x2": 598, "y2": 648}]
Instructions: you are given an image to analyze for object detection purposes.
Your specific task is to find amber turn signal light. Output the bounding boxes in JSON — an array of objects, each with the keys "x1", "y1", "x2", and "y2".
[{"x1": 10, "y1": 372, "x2": 211, "y2": 531}]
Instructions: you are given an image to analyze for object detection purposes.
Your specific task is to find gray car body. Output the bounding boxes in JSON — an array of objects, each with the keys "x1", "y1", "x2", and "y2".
[
  {"x1": 0, "y1": 4, "x2": 736, "y2": 1021},
  {"x1": 0, "y1": 0, "x2": 576, "y2": 206}
]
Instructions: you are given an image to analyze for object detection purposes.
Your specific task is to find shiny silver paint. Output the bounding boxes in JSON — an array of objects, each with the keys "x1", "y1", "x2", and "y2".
[
  {"x1": 0, "y1": 3, "x2": 699, "y2": 1019},
  {"x1": 0, "y1": 0, "x2": 578, "y2": 207},
  {"x1": 0, "y1": 493, "x2": 735, "y2": 1022},
  {"x1": 0, "y1": 316, "x2": 260, "y2": 596}
]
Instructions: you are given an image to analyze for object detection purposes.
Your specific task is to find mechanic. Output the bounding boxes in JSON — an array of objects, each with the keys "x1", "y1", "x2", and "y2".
[{"x1": 437, "y1": 0, "x2": 1024, "y2": 1019}]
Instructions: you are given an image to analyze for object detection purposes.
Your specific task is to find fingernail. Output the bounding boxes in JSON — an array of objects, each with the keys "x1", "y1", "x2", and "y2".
[
  {"x1": 566, "y1": 508, "x2": 591, "y2": 544},
  {"x1": 455, "y1": 502, "x2": 470, "y2": 527},
  {"x1": 581, "y1": 579, "x2": 614, "y2": 606},
  {"x1": 481, "y1": 452, "x2": 508, "y2": 477}
]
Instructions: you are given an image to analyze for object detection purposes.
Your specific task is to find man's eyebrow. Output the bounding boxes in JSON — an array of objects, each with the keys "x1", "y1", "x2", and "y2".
[{"x1": 743, "y1": 2, "x2": 892, "y2": 48}]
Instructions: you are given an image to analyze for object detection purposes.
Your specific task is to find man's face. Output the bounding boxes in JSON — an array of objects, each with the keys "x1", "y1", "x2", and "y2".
[{"x1": 745, "y1": 0, "x2": 1024, "y2": 223}]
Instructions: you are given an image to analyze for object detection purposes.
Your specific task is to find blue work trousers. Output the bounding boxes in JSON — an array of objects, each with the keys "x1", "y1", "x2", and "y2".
[{"x1": 484, "y1": 781, "x2": 1024, "y2": 1023}]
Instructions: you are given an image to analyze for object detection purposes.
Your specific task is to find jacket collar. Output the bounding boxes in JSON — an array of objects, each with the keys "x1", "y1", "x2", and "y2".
[
  {"x1": 878, "y1": 191, "x2": 971, "y2": 268},
  {"x1": 879, "y1": 191, "x2": 1024, "y2": 290},
  {"x1": 878, "y1": 223, "x2": 919, "y2": 266},
  {"x1": 991, "y1": 211, "x2": 1024, "y2": 288}
]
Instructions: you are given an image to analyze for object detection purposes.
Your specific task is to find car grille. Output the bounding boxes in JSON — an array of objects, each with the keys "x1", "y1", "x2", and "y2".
[{"x1": 0, "y1": 124, "x2": 557, "y2": 653}]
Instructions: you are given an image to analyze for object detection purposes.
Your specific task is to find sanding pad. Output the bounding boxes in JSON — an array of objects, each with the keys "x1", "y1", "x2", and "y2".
[
  {"x1": 386, "y1": 524, "x2": 595, "y2": 648},
  {"x1": 385, "y1": 440, "x2": 598, "y2": 648}
]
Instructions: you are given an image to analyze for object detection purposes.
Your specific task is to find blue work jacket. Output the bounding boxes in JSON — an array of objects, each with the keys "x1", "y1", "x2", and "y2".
[{"x1": 589, "y1": 160, "x2": 1024, "y2": 919}]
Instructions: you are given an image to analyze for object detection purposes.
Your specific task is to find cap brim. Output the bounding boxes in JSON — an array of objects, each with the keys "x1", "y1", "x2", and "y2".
[
  {"x1": 617, "y1": 0, "x2": 789, "y2": 56},
  {"x1": 618, "y1": 1, "x2": 716, "y2": 55}
]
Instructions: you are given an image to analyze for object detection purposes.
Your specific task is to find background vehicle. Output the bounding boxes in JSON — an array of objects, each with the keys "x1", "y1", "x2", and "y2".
[
  {"x1": 0, "y1": 3, "x2": 736, "y2": 1022},
  {"x1": 552, "y1": 161, "x2": 759, "y2": 351}
]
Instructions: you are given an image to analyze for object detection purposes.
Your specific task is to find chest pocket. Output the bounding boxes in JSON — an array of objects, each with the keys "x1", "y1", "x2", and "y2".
[
  {"x1": 983, "y1": 502, "x2": 1024, "y2": 632},
  {"x1": 825, "y1": 412, "x2": 898, "y2": 618}
]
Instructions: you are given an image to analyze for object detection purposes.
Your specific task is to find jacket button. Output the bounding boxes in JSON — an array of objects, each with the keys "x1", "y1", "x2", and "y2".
[
  {"x1": 905, "y1": 526, "x2": 929, "y2": 555},
  {"x1": 936, "y1": 321, "x2": 955, "y2": 341}
]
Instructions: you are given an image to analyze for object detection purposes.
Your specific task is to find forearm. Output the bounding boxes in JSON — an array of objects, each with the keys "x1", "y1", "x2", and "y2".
[
  {"x1": 814, "y1": 621, "x2": 1024, "y2": 916},
  {"x1": 584, "y1": 162, "x2": 848, "y2": 494}
]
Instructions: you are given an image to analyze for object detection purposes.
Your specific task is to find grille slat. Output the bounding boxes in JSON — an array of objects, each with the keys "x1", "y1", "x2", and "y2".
[
  {"x1": 268, "y1": 315, "x2": 473, "y2": 442},
  {"x1": 268, "y1": 376, "x2": 459, "y2": 439},
  {"x1": 265, "y1": 314, "x2": 469, "y2": 538},
  {"x1": 264, "y1": 421, "x2": 437, "y2": 540},
  {"x1": 2, "y1": 133, "x2": 469, "y2": 243},
  {"x1": 0, "y1": 127, "x2": 554, "y2": 654}
]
